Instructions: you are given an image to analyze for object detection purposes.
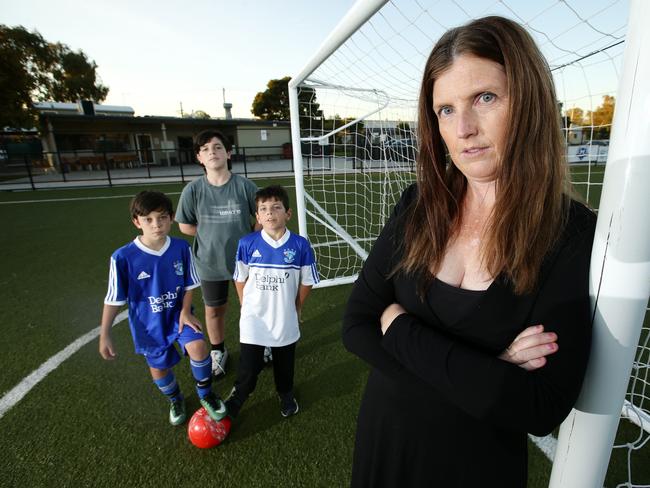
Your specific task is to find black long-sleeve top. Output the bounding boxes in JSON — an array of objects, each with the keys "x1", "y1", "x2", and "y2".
[{"x1": 342, "y1": 184, "x2": 596, "y2": 487}]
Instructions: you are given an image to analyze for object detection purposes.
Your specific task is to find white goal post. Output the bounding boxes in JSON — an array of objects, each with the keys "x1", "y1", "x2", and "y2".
[
  {"x1": 288, "y1": 0, "x2": 391, "y2": 288},
  {"x1": 289, "y1": 1, "x2": 650, "y2": 487},
  {"x1": 549, "y1": 1, "x2": 650, "y2": 486}
]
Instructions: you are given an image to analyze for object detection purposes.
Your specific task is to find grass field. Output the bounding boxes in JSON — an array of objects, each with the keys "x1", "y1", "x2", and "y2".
[{"x1": 0, "y1": 168, "x2": 647, "y2": 487}]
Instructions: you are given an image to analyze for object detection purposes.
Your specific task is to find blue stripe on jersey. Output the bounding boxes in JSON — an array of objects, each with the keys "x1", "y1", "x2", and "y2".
[
  {"x1": 310, "y1": 262, "x2": 320, "y2": 284},
  {"x1": 249, "y1": 264, "x2": 302, "y2": 271}
]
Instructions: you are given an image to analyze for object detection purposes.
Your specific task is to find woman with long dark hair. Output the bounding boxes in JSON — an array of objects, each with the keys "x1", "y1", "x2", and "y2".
[{"x1": 343, "y1": 16, "x2": 596, "y2": 487}]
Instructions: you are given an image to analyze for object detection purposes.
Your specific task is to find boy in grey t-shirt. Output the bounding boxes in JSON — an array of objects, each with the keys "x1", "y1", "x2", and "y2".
[{"x1": 176, "y1": 130, "x2": 259, "y2": 377}]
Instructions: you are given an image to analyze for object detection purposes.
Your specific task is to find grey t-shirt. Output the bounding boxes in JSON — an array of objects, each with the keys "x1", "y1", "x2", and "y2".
[{"x1": 176, "y1": 174, "x2": 257, "y2": 281}]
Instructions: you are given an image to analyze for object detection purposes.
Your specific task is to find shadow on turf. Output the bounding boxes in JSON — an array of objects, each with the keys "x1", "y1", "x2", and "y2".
[
  {"x1": 225, "y1": 358, "x2": 366, "y2": 443},
  {"x1": 295, "y1": 305, "x2": 347, "y2": 358},
  {"x1": 212, "y1": 299, "x2": 366, "y2": 444}
]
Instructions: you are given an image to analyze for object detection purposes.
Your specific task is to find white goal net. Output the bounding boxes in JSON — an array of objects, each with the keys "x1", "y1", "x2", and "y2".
[{"x1": 289, "y1": 1, "x2": 649, "y2": 487}]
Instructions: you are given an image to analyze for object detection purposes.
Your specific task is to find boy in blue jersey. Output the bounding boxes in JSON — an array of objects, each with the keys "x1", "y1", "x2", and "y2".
[
  {"x1": 226, "y1": 185, "x2": 319, "y2": 419},
  {"x1": 99, "y1": 191, "x2": 227, "y2": 426}
]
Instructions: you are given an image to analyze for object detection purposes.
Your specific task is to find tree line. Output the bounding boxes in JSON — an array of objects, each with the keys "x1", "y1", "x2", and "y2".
[
  {"x1": 3, "y1": 23, "x2": 612, "y2": 143},
  {"x1": 0, "y1": 25, "x2": 108, "y2": 128},
  {"x1": 564, "y1": 95, "x2": 615, "y2": 140}
]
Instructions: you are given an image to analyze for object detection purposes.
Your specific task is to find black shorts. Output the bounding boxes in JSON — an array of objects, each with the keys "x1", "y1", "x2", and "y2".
[{"x1": 200, "y1": 280, "x2": 229, "y2": 307}]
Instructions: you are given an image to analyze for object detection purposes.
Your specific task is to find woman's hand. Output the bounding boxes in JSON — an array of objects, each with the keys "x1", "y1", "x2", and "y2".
[
  {"x1": 499, "y1": 324, "x2": 558, "y2": 371},
  {"x1": 380, "y1": 303, "x2": 407, "y2": 334}
]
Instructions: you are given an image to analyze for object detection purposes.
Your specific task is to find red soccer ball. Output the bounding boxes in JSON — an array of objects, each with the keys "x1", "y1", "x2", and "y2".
[{"x1": 187, "y1": 407, "x2": 231, "y2": 449}]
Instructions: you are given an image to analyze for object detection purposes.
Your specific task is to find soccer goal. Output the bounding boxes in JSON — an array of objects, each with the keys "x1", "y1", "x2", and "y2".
[{"x1": 288, "y1": 1, "x2": 649, "y2": 487}]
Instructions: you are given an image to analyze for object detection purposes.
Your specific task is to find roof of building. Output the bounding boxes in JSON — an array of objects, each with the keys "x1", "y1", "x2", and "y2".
[
  {"x1": 34, "y1": 101, "x2": 135, "y2": 116},
  {"x1": 35, "y1": 102, "x2": 289, "y2": 128}
]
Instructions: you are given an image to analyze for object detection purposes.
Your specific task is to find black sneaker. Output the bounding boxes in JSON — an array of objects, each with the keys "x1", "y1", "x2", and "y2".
[
  {"x1": 279, "y1": 392, "x2": 299, "y2": 418},
  {"x1": 224, "y1": 387, "x2": 243, "y2": 419}
]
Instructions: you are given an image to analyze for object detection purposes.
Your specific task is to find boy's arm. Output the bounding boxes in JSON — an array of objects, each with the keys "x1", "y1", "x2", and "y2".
[
  {"x1": 176, "y1": 185, "x2": 197, "y2": 236},
  {"x1": 99, "y1": 304, "x2": 121, "y2": 360},
  {"x1": 233, "y1": 239, "x2": 250, "y2": 305},
  {"x1": 247, "y1": 180, "x2": 260, "y2": 231},
  {"x1": 296, "y1": 285, "x2": 312, "y2": 323},
  {"x1": 235, "y1": 280, "x2": 246, "y2": 306},
  {"x1": 179, "y1": 288, "x2": 202, "y2": 333},
  {"x1": 178, "y1": 223, "x2": 197, "y2": 236}
]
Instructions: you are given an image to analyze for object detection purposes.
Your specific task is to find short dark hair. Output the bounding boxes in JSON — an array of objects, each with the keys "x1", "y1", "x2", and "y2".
[
  {"x1": 255, "y1": 185, "x2": 290, "y2": 211},
  {"x1": 130, "y1": 191, "x2": 174, "y2": 219},
  {"x1": 193, "y1": 130, "x2": 232, "y2": 154}
]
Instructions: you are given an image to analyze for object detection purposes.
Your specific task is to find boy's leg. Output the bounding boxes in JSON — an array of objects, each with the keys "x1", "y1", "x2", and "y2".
[
  {"x1": 200, "y1": 280, "x2": 230, "y2": 376},
  {"x1": 205, "y1": 303, "x2": 227, "y2": 347},
  {"x1": 271, "y1": 342, "x2": 297, "y2": 394},
  {"x1": 271, "y1": 342, "x2": 299, "y2": 417},
  {"x1": 147, "y1": 349, "x2": 186, "y2": 426},
  {"x1": 225, "y1": 343, "x2": 265, "y2": 418},
  {"x1": 180, "y1": 330, "x2": 227, "y2": 422}
]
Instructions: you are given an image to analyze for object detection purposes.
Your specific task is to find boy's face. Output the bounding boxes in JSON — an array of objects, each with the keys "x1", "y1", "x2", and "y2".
[
  {"x1": 132, "y1": 209, "x2": 173, "y2": 241},
  {"x1": 256, "y1": 198, "x2": 291, "y2": 234},
  {"x1": 196, "y1": 137, "x2": 231, "y2": 171}
]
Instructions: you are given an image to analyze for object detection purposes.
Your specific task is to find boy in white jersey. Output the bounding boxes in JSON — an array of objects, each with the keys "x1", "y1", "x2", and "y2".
[
  {"x1": 99, "y1": 191, "x2": 226, "y2": 426},
  {"x1": 227, "y1": 185, "x2": 319, "y2": 418}
]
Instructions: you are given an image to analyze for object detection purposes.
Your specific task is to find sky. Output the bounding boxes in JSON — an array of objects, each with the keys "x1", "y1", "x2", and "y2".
[
  {"x1": 1, "y1": 0, "x2": 629, "y2": 120},
  {"x1": 1, "y1": 0, "x2": 357, "y2": 118}
]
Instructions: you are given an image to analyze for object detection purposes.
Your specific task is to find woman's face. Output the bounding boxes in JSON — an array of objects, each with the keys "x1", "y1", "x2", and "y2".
[{"x1": 432, "y1": 54, "x2": 509, "y2": 184}]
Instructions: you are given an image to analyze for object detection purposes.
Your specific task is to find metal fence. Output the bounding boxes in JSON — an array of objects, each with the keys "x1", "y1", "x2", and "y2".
[{"x1": 0, "y1": 145, "x2": 295, "y2": 191}]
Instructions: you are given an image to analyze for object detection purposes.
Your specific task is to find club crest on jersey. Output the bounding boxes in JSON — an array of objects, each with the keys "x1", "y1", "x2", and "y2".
[
  {"x1": 173, "y1": 260, "x2": 183, "y2": 276},
  {"x1": 283, "y1": 248, "x2": 296, "y2": 264}
]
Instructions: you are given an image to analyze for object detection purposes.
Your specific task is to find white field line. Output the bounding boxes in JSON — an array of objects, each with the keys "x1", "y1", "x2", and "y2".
[
  {"x1": 0, "y1": 176, "x2": 565, "y2": 464},
  {"x1": 0, "y1": 310, "x2": 128, "y2": 420},
  {"x1": 529, "y1": 433, "x2": 557, "y2": 461},
  {"x1": 0, "y1": 181, "x2": 302, "y2": 205},
  {"x1": 1, "y1": 305, "x2": 562, "y2": 464},
  {"x1": 0, "y1": 193, "x2": 181, "y2": 205}
]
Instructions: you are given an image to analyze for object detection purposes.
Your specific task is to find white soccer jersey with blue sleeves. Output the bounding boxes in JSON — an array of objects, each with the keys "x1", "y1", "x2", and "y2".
[
  {"x1": 104, "y1": 236, "x2": 201, "y2": 355},
  {"x1": 234, "y1": 229, "x2": 319, "y2": 347}
]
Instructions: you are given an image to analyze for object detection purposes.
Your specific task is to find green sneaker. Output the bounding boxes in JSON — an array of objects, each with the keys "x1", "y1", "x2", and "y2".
[
  {"x1": 169, "y1": 398, "x2": 186, "y2": 426},
  {"x1": 200, "y1": 392, "x2": 227, "y2": 422}
]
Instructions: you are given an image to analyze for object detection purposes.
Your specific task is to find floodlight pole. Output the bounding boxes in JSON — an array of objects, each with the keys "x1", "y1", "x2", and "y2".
[{"x1": 549, "y1": 1, "x2": 650, "y2": 486}]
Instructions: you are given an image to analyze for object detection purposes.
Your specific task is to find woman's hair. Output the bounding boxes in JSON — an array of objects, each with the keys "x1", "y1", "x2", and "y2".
[{"x1": 399, "y1": 16, "x2": 570, "y2": 295}]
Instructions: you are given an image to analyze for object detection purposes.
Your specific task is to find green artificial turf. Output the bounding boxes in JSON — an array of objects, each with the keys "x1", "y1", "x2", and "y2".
[{"x1": 0, "y1": 169, "x2": 646, "y2": 488}]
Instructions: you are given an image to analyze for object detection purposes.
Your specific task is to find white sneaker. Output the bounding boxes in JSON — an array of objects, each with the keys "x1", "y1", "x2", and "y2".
[
  {"x1": 211, "y1": 348, "x2": 228, "y2": 377},
  {"x1": 263, "y1": 346, "x2": 273, "y2": 366}
]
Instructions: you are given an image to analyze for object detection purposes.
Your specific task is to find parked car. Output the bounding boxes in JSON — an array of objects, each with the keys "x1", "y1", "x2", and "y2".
[{"x1": 384, "y1": 138, "x2": 417, "y2": 163}]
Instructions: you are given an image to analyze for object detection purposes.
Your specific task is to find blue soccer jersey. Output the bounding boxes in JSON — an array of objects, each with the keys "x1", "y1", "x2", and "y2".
[
  {"x1": 234, "y1": 230, "x2": 319, "y2": 347},
  {"x1": 104, "y1": 236, "x2": 201, "y2": 356}
]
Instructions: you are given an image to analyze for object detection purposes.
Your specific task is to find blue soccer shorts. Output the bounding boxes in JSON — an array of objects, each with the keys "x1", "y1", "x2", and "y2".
[{"x1": 144, "y1": 326, "x2": 205, "y2": 369}]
